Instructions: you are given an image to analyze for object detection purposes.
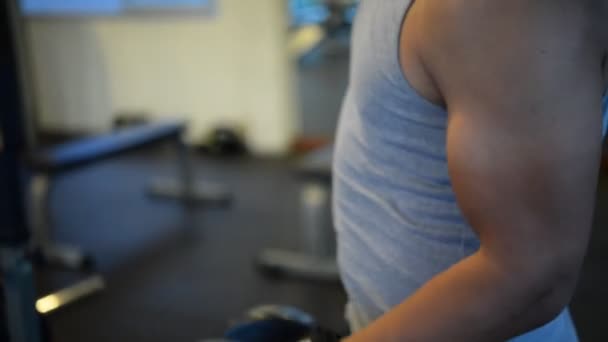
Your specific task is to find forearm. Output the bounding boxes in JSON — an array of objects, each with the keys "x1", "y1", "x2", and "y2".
[{"x1": 344, "y1": 251, "x2": 569, "y2": 342}]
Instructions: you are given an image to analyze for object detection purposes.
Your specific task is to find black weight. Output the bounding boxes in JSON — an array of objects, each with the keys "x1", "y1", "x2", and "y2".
[{"x1": 225, "y1": 318, "x2": 310, "y2": 342}]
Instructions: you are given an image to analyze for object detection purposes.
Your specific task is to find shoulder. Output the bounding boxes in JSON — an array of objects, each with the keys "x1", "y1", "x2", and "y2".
[
  {"x1": 407, "y1": 0, "x2": 603, "y2": 102},
  {"x1": 416, "y1": 0, "x2": 594, "y2": 47}
]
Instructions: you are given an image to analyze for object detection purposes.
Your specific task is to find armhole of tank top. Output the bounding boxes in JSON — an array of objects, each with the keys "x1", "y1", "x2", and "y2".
[{"x1": 396, "y1": 1, "x2": 446, "y2": 110}]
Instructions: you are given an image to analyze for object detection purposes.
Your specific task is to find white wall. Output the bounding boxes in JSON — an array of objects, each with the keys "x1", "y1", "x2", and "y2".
[{"x1": 24, "y1": 0, "x2": 299, "y2": 155}]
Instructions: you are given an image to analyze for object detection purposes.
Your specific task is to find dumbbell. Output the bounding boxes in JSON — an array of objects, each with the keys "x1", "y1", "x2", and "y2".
[{"x1": 223, "y1": 305, "x2": 344, "y2": 342}]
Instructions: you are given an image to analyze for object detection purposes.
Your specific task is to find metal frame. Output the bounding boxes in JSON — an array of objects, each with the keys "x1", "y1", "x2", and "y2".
[
  {"x1": 147, "y1": 138, "x2": 232, "y2": 206},
  {"x1": 257, "y1": 181, "x2": 339, "y2": 282},
  {"x1": 1, "y1": 248, "x2": 42, "y2": 342},
  {"x1": 257, "y1": 248, "x2": 338, "y2": 282},
  {"x1": 1, "y1": 2, "x2": 43, "y2": 340},
  {"x1": 34, "y1": 275, "x2": 105, "y2": 315},
  {"x1": 5, "y1": 0, "x2": 230, "y2": 320},
  {"x1": 27, "y1": 173, "x2": 106, "y2": 315},
  {"x1": 29, "y1": 174, "x2": 90, "y2": 270}
]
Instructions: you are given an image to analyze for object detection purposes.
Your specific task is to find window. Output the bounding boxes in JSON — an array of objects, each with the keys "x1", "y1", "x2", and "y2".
[
  {"x1": 20, "y1": 0, "x2": 214, "y2": 16},
  {"x1": 289, "y1": 0, "x2": 359, "y2": 26},
  {"x1": 20, "y1": 0, "x2": 123, "y2": 15},
  {"x1": 289, "y1": 0, "x2": 329, "y2": 26}
]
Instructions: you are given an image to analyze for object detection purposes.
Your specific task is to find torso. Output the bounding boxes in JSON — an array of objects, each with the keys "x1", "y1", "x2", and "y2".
[{"x1": 334, "y1": 1, "x2": 606, "y2": 339}]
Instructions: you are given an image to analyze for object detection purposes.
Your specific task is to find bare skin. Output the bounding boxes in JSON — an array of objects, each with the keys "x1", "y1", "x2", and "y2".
[{"x1": 344, "y1": 0, "x2": 608, "y2": 341}]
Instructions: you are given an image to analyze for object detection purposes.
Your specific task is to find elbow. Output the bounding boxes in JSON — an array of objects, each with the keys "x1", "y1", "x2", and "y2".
[
  {"x1": 484, "y1": 246, "x2": 581, "y2": 329},
  {"x1": 513, "y1": 256, "x2": 580, "y2": 328},
  {"x1": 532, "y1": 280, "x2": 575, "y2": 328}
]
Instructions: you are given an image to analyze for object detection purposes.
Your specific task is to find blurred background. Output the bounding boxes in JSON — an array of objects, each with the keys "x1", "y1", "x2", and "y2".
[{"x1": 2, "y1": 0, "x2": 608, "y2": 341}]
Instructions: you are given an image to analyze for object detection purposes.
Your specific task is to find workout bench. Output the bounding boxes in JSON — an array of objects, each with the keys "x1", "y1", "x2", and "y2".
[{"x1": 28, "y1": 121, "x2": 231, "y2": 313}]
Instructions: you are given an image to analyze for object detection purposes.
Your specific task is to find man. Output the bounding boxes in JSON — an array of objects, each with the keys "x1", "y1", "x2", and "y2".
[{"x1": 333, "y1": 0, "x2": 608, "y2": 340}]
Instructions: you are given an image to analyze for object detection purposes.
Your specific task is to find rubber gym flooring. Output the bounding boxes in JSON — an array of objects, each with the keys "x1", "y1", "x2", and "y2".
[
  {"x1": 36, "y1": 148, "x2": 347, "y2": 341},
  {"x1": 33, "y1": 147, "x2": 608, "y2": 342}
]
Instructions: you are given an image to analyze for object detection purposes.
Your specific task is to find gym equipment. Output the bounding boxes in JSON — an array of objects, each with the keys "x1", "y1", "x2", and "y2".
[
  {"x1": 1, "y1": 1, "x2": 42, "y2": 340},
  {"x1": 25, "y1": 119, "x2": 234, "y2": 316},
  {"x1": 1, "y1": 250, "x2": 44, "y2": 342},
  {"x1": 214, "y1": 305, "x2": 314, "y2": 342},
  {"x1": 2, "y1": 2, "x2": 232, "y2": 340},
  {"x1": 28, "y1": 121, "x2": 232, "y2": 264},
  {"x1": 146, "y1": 127, "x2": 233, "y2": 205},
  {"x1": 226, "y1": 318, "x2": 311, "y2": 342},
  {"x1": 222, "y1": 305, "x2": 343, "y2": 342},
  {"x1": 29, "y1": 122, "x2": 186, "y2": 270},
  {"x1": 256, "y1": 145, "x2": 338, "y2": 281},
  {"x1": 246, "y1": 305, "x2": 316, "y2": 326}
]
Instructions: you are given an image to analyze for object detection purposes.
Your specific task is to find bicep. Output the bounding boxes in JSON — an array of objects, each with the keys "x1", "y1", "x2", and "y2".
[
  {"x1": 421, "y1": 1, "x2": 605, "y2": 269},
  {"x1": 447, "y1": 102, "x2": 601, "y2": 267}
]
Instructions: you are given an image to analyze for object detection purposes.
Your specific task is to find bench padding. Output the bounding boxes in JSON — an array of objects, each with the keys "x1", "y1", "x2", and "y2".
[{"x1": 30, "y1": 122, "x2": 185, "y2": 173}]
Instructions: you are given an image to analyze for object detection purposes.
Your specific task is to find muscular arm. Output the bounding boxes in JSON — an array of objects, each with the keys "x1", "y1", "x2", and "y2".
[{"x1": 345, "y1": 1, "x2": 605, "y2": 341}]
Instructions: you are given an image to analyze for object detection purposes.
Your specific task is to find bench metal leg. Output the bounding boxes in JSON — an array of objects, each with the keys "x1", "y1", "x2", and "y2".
[
  {"x1": 256, "y1": 249, "x2": 339, "y2": 282},
  {"x1": 35, "y1": 275, "x2": 105, "y2": 315},
  {"x1": 257, "y1": 182, "x2": 339, "y2": 282},
  {"x1": 29, "y1": 174, "x2": 91, "y2": 270},
  {"x1": 27, "y1": 173, "x2": 104, "y2": 313},
  {"x1": 147, "y1": 138, "x2": 232, "y2": 205}
]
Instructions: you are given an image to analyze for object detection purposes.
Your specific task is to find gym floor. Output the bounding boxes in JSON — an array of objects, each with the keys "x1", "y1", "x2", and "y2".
[
  {"x1": 37, "y1": 149, "x2": 348, "y2": 342},
  {"x1": 36, "y1": 147, "x2": 608, "y2": 342}
]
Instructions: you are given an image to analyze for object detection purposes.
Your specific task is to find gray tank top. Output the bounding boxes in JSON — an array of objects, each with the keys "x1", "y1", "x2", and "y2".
[{"x1": 333, "y1": 1, "x2": 608, "y2": 340}]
